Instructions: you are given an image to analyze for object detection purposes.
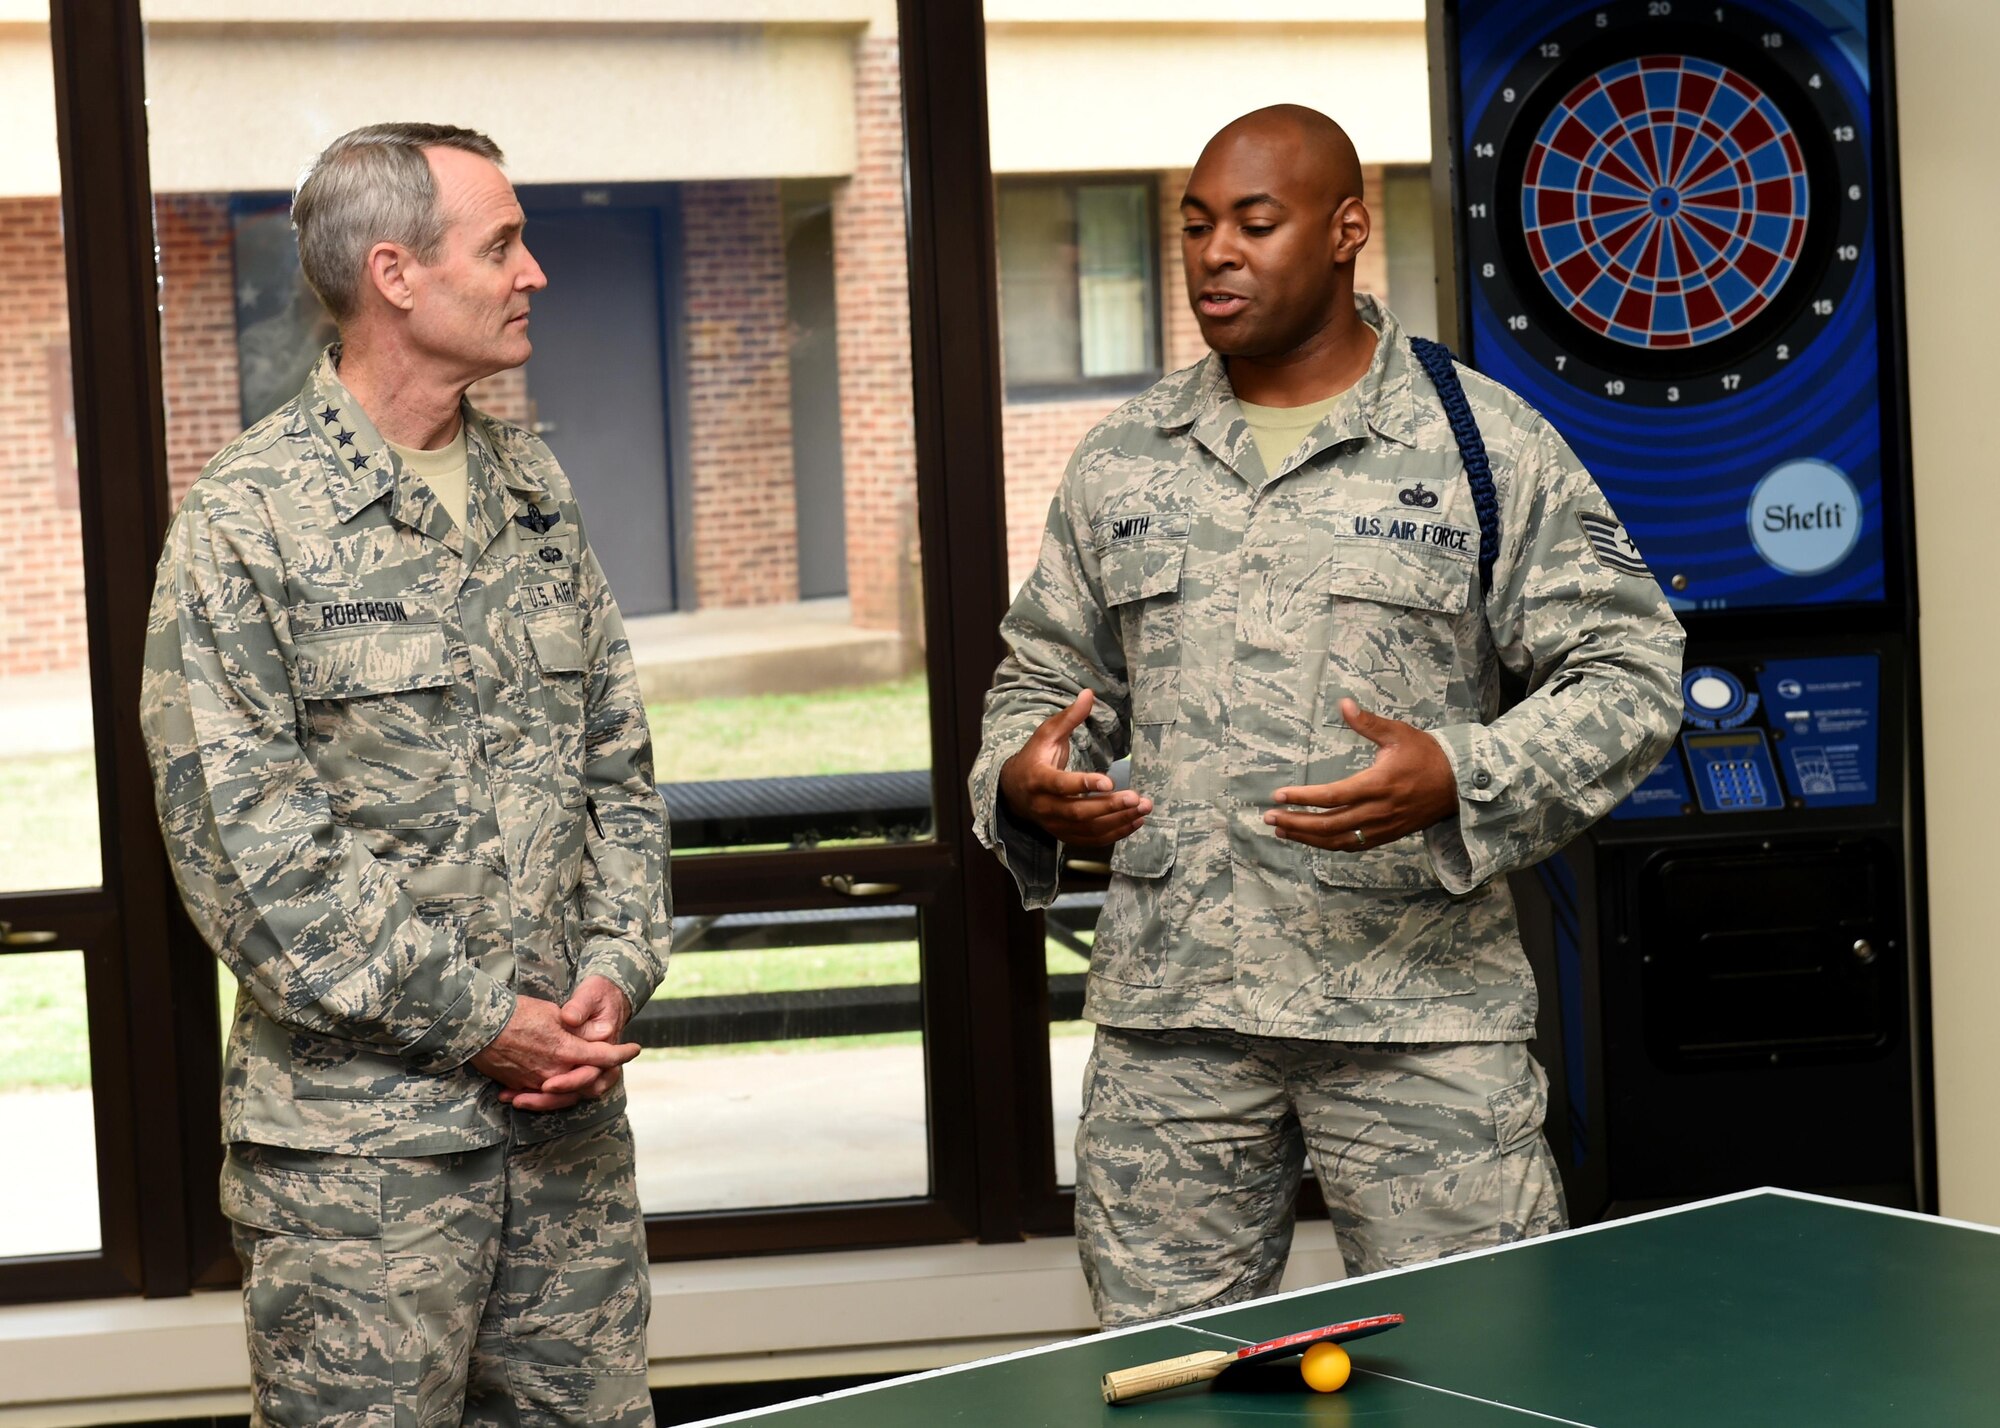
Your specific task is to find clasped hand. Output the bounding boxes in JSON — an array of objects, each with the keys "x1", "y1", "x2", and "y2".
[
  {"x1": 471, "y1": 974, "x2": 638, "y2": 1113},
  {"x1": 1000, "y1": 692, "x2": 1456, "y2": 853}
]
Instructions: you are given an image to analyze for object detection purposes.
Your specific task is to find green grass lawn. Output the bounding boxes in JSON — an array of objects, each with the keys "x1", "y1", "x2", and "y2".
[
  {"x1": 0, "y1": 679, "x2": 931, "y2": 897},
  {"x1": 0, "y1": 676, "x2": 1046, "y2": 1090},
  {"x1": 646, "y1": 676, "x2": 930, "y2": 784},
  {"x1": 0, "y1": 753, "x2": 102, "y2": 895},
  {"x1": 3, "y1": 934, "x2": 1092, "y2": 1089},
  {"x1": 0, "y1": 951, "x2": 92, "y2": 1090}
]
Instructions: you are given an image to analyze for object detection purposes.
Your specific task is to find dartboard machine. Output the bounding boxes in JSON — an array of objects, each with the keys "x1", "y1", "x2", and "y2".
[{"x1": 1427, "y1": 0, "x2": 1930, "y2": 1220}]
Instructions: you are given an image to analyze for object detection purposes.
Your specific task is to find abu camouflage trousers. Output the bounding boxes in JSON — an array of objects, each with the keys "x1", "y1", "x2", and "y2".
[
  {"x1": 221, "y1": 1116, "x2": 653, "y2": 1427},
  {"x1": 1073, "y1": 1026, "x2": 1566, "y2": 1326}
]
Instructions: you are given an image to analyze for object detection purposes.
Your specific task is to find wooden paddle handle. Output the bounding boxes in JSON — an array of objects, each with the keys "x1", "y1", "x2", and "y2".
[{"x1": 1101, "y1": 1348, "x2": 1233, "y2": 1404}]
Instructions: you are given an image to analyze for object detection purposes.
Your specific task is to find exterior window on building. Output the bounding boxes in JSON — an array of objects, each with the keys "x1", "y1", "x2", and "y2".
[
  {"x1": 144, "y1": 6, "x2": 944, "y2": 1239},
  {"x1": 0, "y1": 2, "x2": 108, "y2": 1270},
  {"x1": 984, "y1": 16, "x2": 1435, "y2": 1216},
  {"x1": 998, "y1": 178, "x2": 1160, "y2": 398}
]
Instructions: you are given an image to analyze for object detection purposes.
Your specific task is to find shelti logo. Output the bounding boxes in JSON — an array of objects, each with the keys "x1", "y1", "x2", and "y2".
[{"x1": 1747, "y1": 460, "x2": 1862, "y2": 577}]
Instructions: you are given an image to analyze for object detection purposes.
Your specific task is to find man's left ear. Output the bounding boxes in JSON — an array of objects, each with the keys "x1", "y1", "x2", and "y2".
[{"x1": 1334, "y1": 196, "x2": 1372, "y2": 264}]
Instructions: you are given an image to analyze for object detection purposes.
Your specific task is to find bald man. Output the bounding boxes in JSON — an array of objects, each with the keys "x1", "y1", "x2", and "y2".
[{"x1": 970, "y1": 106, "x2": 1683, "y2": 1325}]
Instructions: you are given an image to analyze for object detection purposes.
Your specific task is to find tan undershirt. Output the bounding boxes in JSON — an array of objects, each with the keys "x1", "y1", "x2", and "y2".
[
  {"x1": 387, "y1": 424, "x2": 470, "y2": 533},
  {"x1": 1235, "y1": 393, "x2": 1344, "y2": 477}
]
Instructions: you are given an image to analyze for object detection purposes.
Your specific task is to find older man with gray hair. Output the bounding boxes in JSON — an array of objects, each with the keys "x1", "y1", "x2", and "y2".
[{"x1": 141, "y1": 122, "x2": 669, "y2": 1425}]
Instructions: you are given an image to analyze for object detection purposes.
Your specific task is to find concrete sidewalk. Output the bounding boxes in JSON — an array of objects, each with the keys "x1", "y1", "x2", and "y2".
[{"x1": 622, "y1": 597, "x2": 912, "y2": 705}]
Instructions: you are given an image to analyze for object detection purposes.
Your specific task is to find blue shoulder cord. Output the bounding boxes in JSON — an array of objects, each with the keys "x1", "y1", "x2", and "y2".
[{"x1": 1407, "y1": 335, "x2": 1502, "y2": 598}]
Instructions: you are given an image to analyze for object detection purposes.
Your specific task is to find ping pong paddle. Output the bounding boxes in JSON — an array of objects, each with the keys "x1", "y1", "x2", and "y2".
[{"x1": 1101, "y1": 1313, "x2": 1403, "y2": 1404}]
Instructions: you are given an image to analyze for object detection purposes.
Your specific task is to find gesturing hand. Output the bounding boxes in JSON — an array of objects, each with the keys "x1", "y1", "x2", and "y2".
[
  {"x1": 997, "y1": 690, "x2": 1151, "y2": 848},
  {"x1": 1265, "y1": 699, "x2": 1457, "y2": 852},
  {"x1": 475, "y1": 990, "x2": 639, "y2": 1113}
]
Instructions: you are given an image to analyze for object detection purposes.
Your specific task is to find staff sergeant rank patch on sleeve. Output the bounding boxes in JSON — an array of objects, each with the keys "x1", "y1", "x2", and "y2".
[{"x1": 1577, "y1": 511, "x2": 1651, "y2": 578}]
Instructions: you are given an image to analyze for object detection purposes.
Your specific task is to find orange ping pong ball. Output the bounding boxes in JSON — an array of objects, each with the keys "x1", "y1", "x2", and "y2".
[{"x1": 1300, "y1": 1341, "x2": 1351, "y2": 1393}]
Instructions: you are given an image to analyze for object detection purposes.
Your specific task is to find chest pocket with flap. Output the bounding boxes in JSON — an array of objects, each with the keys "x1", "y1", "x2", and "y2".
[
  {"x1": 520, "y1": 605, "x2": 588, "y2": 806},
  {"x1": 1305, "y1": 536, "x2": 1475, "y2": 894},
  {"x1": 293, "y1": 619, "x2": 459, "y2": 829},
  {"x1": 1095, "y1": 514, "x2": 1189, "y2": 729}
]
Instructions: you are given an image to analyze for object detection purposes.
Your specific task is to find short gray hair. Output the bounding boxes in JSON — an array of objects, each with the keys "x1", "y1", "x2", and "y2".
[{"x1": 292, "y1": 122, "x2": 505, "y2": 322}]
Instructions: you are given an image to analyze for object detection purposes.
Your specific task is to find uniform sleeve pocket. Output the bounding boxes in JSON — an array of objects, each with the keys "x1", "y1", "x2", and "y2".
[
  {"x1": 524, "y1": 610, "x2": 587, "y2": 674},
  {"x1": 294, "y1": 623, "x2": 452, "y2": 699},
  {"x1": 1108, "y1": 816, "x2": 1175, "y2": 878}
]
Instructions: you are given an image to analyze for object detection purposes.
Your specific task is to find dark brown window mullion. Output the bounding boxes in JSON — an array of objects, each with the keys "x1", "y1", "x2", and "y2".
[
  {"x1": 0, "y1": 899, "x2": 130, "y2": 1303},
  {"x1": 897, "y1": 0, "x2": 1055, "y2": 1248},
  {"x1": 643, "y1": 873, "x2": 976, "y2": 1259},
  {"x1": 11, "y1": 0, "x2": 222, "y2": 1303}
]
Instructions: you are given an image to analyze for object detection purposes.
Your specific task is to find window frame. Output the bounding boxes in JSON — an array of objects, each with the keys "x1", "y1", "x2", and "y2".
[{"x1": 0, "y1": 0, "x2": 1083, "y2": 1303}]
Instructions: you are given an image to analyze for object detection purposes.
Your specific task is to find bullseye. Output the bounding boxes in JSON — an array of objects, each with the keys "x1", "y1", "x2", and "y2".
[{"x1": 1519, "y1": 54, "x2": 1811, "y2": 352}]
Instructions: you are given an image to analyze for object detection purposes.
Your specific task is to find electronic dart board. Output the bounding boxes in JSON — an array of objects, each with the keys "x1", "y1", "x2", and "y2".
[
  {"x1": 1442, "y1": 0, "x2": 1895, "y2": 611},
  {"x1": 1428, "y1": 0, "x2": 1929, "y2": 1221}
]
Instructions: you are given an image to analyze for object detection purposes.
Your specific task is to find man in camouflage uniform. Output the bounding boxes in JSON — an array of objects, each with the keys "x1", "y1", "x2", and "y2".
[
  {"x1": 971, "y1": 106, "x2": 1683, "y2": 1325},
  {"x1": 141, "y1": 124, "x2": 670, "y2": 1424}
]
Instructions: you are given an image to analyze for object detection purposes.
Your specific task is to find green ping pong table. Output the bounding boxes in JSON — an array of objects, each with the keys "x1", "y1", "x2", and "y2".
[{"x1": 684, "y1": 1189, "x2": 2000, "y2": 1427}]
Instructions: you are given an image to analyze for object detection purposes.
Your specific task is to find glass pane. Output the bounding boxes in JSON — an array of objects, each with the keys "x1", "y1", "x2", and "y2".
[
  {"x1": 1045, "y1": 902, "x2": 1096, "y2": 1189},
  {"x1": 629, "y1": 920, "x2": 929, "y2": 1212},
  {"x1": 984, "y1": 17, "x2": 1438, "y2": 1187},
  {"x1": 144, "y1": 10, "x2": 938, "y2": 1221},
  {"x1": 142, "y1": 13, "x2": 931, "y2": 858},
  {"x1": 998, "y1": 183, "x2": 1081, "y2": 388},
  {"x1": 1076, "y1": 184, "x2": 1156, "y2": 379},
  {"x1": 0, "y1": 8, "x2": 101, "y2": 894},
  {"x1": 0, "y1": 949, "x2": 100, "y2": 1257}
]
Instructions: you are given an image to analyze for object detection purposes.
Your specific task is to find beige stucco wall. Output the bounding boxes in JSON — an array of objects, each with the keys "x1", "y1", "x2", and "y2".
[
  {"x1": 984, "y1": 22, "x2": 1430, "y2": 174},
  {"x1": 0, "y1": 27, "x2": 58, "y2": 198},
  {"x1": 1898, "y1": 0, "x2": 2000, "y2": 1228},
  {"x1": 0, "y1": 4, "x2": 901, "y2": 197},
  {"x1": 144, "y1": 27, "x2": 862, "y2": 192},
  {"x1": 0, "y1": 10, "x2": 1431, "y2": 197}
]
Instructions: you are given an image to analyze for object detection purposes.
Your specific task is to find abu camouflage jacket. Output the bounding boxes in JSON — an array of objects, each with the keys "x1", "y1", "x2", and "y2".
[
  {"x1": 971, "y1": 298, "x2": 1683, "y2": 1043},
  {"x1": 142, "y1": 350, "x2": 671, "y2": 1156}
]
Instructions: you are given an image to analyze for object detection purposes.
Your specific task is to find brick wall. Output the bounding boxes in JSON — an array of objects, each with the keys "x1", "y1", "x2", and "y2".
[
  {"x1": 1001, "y1": 398, "x2": 1113, "y2": 588},
  {"x1": 1159, "y1": 166, "x2": 1210, "y2": 374},
  {"x1": 831, "y1": 34, "x2": 919, "y2": 642},
  {"x1": 158, "y1": 194, "x2": 246, "y2": 505},
  {"x1": 0, "y1": 197, "x2": 88, "y2": 679},
  {"x1": 469, "y1": 367, "x2": 531, "y2": 427},
  {"x1": 682, "y1": 180, "x2": 800, "y2": 610}
]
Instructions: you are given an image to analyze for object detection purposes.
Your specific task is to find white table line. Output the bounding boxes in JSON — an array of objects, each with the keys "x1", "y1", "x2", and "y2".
[
  {"x1": 1355, "y1": 1370, "x2": 1602, "y2": 1427},
  {"x1": 1181, "y1": 1324, "x2": 1256, "y2": 1346}
]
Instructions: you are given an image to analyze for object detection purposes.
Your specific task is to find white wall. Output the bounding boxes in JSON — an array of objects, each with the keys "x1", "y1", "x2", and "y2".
[
  {"x1": 0, "y1": 12, "x2": 1434, "y2": 197},
  {"x1": 1898, "y1": 0, "x2": 2000, "y2": 1227},
  {"x1": 985, "y1": 22, "x2": 1430, "y2": 174},
  {"x1": 144, "y1": 27, "x2": 862, "y2": 192}
]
